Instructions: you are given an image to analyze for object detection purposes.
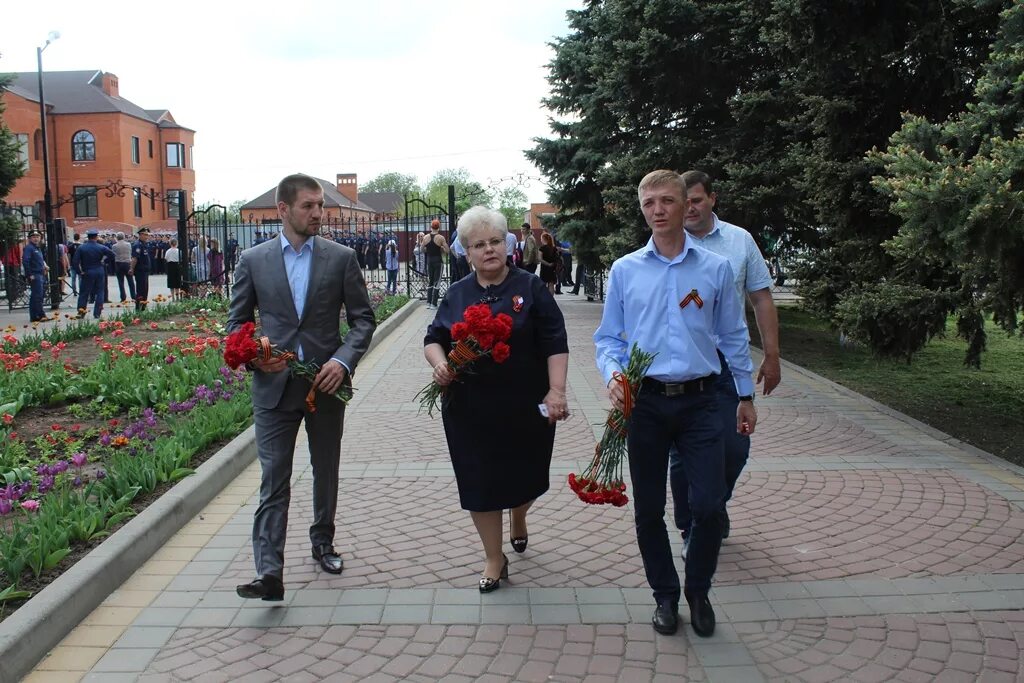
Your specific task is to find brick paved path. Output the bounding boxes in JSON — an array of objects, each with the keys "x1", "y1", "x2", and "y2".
[{"x1": 25, "y1": 295, "x2": 1024, "y2": 682}]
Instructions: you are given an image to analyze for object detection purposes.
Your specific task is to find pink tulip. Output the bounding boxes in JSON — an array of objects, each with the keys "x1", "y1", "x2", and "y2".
[{"x1": 20, "y1": 499, "x2": 40, "y2": 512}]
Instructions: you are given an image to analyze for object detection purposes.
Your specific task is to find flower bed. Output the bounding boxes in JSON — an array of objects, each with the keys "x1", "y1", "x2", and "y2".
[{"x1": 0, "y1": 292, "x2": 409, "y2": 620}]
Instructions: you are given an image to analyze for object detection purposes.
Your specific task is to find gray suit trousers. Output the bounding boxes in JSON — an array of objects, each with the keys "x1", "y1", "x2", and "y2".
[{"x1": 252, "y1": 375, "x2": 345, "y2": 579}]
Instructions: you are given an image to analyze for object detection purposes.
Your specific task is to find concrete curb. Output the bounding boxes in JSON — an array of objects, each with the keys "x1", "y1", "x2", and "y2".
[{"x1": 0, "y1": 297, "x2": 421, "y2": 683}]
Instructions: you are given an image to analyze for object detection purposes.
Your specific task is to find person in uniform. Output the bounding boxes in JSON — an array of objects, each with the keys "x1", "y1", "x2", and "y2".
[
  {"x1": 73, "y1": 229, "x2": 116, "y2": 319},
  {"x1": 23, "y1": 230, "x2": 49, "y2": 322},
  {"x1": 130, "y1": 227, "x2": 152, "y2": 311}
]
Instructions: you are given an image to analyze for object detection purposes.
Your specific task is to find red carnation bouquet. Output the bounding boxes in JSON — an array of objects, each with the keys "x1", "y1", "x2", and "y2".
[
  {"x1": 223, "y1": 322, "x2": 353, "y2": 412},
  {"x1": 568, "y1": 344, "x2": 656, "y2": 507},
  {"x1": 416, "y1": 303, "x2": 513, "y2": 416}
]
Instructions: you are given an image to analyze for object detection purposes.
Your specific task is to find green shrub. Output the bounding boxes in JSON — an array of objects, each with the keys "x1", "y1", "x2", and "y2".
[{"x1": 834, "y1": 283, "x2": 951, "y2": 362}]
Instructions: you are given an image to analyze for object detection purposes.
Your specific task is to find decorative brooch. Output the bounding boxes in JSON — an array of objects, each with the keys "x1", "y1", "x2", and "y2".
[{"x1": 512, "y1": 295, "x2": 524, "y2": 313}]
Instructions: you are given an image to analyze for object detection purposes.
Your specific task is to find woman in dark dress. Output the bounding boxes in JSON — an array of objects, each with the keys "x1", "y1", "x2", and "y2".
[
  {"x1": 538, "y1": 232, "x2": 559, "y2": 296},
  {"x1": 424, "y1": 206, "x2": 570, "y2": 593}
]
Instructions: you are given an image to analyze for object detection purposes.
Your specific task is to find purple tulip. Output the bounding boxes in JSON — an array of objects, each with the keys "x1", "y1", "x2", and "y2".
[
  {"x1": 38, "y1": 475, "x2": 55, "y2": 494},
  {"x1": 96, "y1": 469, "x2": 107, "y2": 480},
  {"x1": 71, "y1": 452, "x2": 88, "y2": 467},
  {"x1": 0, "y1": 498, "x2": 11, "y2": 515},
  {"x1": 100, "y1": 432, "x2": 113, "y2": 446}
]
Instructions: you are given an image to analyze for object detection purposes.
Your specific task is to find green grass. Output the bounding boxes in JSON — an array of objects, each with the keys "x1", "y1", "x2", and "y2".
[{"x1": 753, "y1": 307, "x2": 1024, "y2": 466}]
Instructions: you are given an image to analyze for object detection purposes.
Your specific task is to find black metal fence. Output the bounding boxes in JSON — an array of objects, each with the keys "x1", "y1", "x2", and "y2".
[
  {"x1": 1, "y1": 203, "x2": 41, "y2": 311},
  {"x1": 177, "y1": 194, "x2": 457, "y2": 301}
]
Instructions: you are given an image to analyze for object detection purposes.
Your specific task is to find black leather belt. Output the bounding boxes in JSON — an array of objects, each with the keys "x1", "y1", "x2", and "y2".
[{"x1": 641, "y1": 375, "x2": 714, "y2": 397}]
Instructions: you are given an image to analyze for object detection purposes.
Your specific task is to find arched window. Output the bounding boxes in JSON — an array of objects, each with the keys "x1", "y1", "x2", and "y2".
[{"x1": 71, "y1": 130, "x2": 95, "y2": 161}]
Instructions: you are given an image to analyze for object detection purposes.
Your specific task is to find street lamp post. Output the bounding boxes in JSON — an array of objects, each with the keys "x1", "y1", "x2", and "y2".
[{"x1": 37, "y1": 30, "x2": 61, "y2": 310}]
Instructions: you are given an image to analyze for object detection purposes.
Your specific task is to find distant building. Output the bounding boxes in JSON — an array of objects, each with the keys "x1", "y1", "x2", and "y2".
[
  {"x1": 358, "y1": 192, "x2": 403, "y2": 220},
  {"x1": 239, "y1": 173, "x2": 379, "y2": 224},
  {"x1": 1, "y1": 70, "x2": 195, "y2": 234},
  {"x1": 525, "y1": 203, "x2": 559, "y2": 231}
]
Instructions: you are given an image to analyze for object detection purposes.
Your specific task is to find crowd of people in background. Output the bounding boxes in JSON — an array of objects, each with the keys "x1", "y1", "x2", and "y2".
[{"x1": 1, "y1": 218, "x2": 587, "y2": 323}]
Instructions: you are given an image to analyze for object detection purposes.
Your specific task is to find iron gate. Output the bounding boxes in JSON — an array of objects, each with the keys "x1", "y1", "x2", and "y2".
[
  {"x1": 1, "y1": 203, "x2": 39, "y2": 311},
  {"x1": 177, "y1": 204, "x2": 230, "y2": 298},
  {"x1": 403, "y1": 195, "x2": 452, "y2": 302}
]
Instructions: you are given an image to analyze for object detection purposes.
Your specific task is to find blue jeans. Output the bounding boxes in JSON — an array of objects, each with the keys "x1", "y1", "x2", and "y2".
[
  {"x1": 669, "y1": 353, "x2": 750, "y2": 532},
  {"x1": 386, "y1": 268, "x2": 398, "y2": 294},
  {"x1": 628, "y1": 384, "x2": 724, "y2": 605}
]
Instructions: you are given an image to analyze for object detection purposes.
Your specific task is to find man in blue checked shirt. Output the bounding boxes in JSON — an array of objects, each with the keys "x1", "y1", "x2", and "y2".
[{"x1": 594, "y1": 169, "x2": 757, "y2": 639}]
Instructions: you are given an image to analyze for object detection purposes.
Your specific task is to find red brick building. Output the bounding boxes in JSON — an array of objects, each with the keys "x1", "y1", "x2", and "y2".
[
  {"x1": 1, "y1": 70, "x2": 195, "y2": 234},
  {"x1": 526, "y1": 202, "x2": 559, "y2": 231}
]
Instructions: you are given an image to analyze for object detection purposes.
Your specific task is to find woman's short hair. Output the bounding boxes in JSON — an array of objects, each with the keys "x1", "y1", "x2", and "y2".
[
  {"x1": 637, "y1": 170, "x2": 686, "y2": 203},
  {"x1": 457, "y1": 206, "x2": 508, "y2": 248}
]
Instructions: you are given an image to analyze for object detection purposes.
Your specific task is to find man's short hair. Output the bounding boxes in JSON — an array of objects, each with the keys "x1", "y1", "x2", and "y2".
[
  {"x1": 521, "y1": 223, "x2": 531, "y2": 230},
  {"x1": 276, "y1": 173, "x2": 322, "y2": 207},
  {"x1": 637, "y1": 170, "x2": 686, "y2": 203},
  {"x1": 681, "y1": 170, "x2": 714, "y2": 195}
]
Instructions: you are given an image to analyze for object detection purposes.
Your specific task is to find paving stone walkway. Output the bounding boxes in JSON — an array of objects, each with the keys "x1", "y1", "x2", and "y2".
[{"x1": 22, "y1": 293, "x2": 1024, "y2": 682}]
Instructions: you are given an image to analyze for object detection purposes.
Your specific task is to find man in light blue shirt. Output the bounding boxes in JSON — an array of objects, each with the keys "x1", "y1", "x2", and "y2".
[
  {"x1": 671, "y1": 170, "x2": 782, "y2": 554},
  {"x1": 595, "y1": 170, "x2": 757, "y2": 638}
]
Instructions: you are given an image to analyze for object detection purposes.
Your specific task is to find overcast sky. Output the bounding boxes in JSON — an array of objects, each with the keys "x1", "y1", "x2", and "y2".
[{"x1": 1, "y1": 0, "x2": 583, "y2": 206}]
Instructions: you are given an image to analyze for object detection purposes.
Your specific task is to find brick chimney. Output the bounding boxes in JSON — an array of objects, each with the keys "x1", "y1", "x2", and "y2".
[
  {"x1": 336, "y1": 173, "x2": 358, "y2": 204},
  {"x1": 101, "y1": 73, "x2": 119, "y2": 98}
]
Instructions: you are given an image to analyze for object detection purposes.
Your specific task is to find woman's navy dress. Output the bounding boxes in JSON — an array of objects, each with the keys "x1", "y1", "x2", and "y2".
[{"x1": 425, "y1": 268, "x2": 569, "y2": 511}]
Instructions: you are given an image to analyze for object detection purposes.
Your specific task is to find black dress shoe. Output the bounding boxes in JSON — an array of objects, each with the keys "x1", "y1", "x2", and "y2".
[
  {"x1": 236, "y1": 575, "x2": 284, "y2": 601},
  {"x1": 509, "y1": 510, "x2": 528, "y2": 553},
  {"x1": 685, "y1": 590, "x2": 716, "y2": 637},
  {"x1": 479, "y1": 555, "x2": 510, "y2": 593},
  {"x1": 312, "y1": 544, "x2": 344, "y2": 574},
  {"x1": 652, "y1": 603, "x2": 679, "y2": 635}
]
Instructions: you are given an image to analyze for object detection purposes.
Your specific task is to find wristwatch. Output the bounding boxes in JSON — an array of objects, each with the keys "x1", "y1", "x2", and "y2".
[{"x1": 738, "y1": 395, "x2": 754, "y2": 402}]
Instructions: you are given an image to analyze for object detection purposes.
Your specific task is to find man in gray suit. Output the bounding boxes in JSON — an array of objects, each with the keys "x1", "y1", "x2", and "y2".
[{"x1": 228, "y1": 173, "x2": 376, "y2": 601}]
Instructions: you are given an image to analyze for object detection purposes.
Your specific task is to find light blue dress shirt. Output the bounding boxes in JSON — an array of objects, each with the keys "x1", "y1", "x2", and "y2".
[
  {"x1": 594, "y1": 236, "x2": 754, "y2": 396},
  {"x1": 686, "y1": 214, "x2": 773, "y2": 303},
  {"x1": 280, "y1": 233, "x2": 313, "y2": 361},
  {"x1": 451, "y1": 232, "x2": 467, "y2": 258}
]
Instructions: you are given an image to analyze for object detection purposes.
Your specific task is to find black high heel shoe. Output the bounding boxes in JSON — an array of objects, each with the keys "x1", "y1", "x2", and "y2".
[
  {"x1": 479, "y1": 555, "x2": 509, "y2": 593},
  {"x1": 509, "y1": 510, "x2": 529, "y2": 554}
]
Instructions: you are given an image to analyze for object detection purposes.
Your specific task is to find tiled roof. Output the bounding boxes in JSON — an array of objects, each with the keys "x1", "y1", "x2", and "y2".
[
  {"x1": 359, "y1": 192, "x2": 403, "y2": 214},
  {"x1": 2, "y1": 70, "x2": 194, "y2": 131},
  {"x1": 240, "y1": 177, "x2": 377, "y2": 213}
]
